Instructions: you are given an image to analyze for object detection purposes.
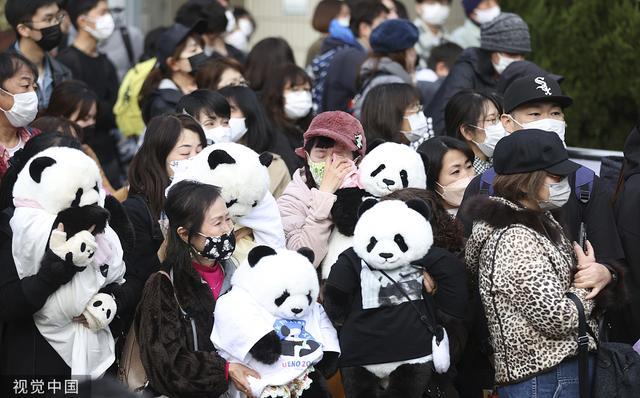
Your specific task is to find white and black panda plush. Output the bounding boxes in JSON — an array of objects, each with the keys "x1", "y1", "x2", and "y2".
[
  {"x1": 169, "y1": 143, "x2": 285, "y2": 251},
  {"x1": 324, "y1": 199, "x2": 459, "y2": 398},
  {"x1": 320, "y1": 142, "x2": 428, "y2": 279},
  {"x1": 10, "y1": 147, "x2": 126, "y2": 378},
  {"x1": 211, "y1": 246, "x2": 340, "y2": 398}
]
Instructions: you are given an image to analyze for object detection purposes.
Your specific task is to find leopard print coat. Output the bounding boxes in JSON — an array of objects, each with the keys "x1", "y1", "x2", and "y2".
[{"x1": 464, "y1": 196, "x2": 598, "y2": 385}]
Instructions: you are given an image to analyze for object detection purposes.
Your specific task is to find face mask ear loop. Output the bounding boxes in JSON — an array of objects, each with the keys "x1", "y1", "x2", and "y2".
[
  {"x1": 0, "y1": 87, "x2": 13, "y2": 112},
  {"x1": 507, "y1": 114, "x2": 525, "y2": 130}
]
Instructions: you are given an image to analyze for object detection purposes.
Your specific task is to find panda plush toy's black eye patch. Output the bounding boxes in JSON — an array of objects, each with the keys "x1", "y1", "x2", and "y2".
[
  {"x1": 71, "y1": 188, "x2": 83, "y2": 208},
  {"x1": 394, "y1": 234, "x2": 408, "y2": 252},
  {"x1": 275, "y1": 290, "x2": 290, "y2": 306},
  {"x1": 370, "y1": 164, "x2": 386, "y2": 177},
  {"x1": 400, "y1": 170, "x2": 409, "y2": 188},
  {"x1": 226, "y1": 199, "x2": 238, "y2": 208},
  {"x1": 306, "y1": 291, "x2": 313, "y2": 305},
  {"x1": 367, "y1": 236, "x2": 378, "y2": 253}
]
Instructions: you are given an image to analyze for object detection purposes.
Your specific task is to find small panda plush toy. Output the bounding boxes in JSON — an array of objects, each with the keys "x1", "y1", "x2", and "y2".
[
  {"x1": 10, "y1": 147, "x2": 126, "y2": 378},
  {"x1": 323, "y1": 199, "x2": 455, "y2": 398},
  {"x1": 169, "y1": 143, "x2": 286, "y2": 256},
  {"x1": 211, "y1": 246, "x2": 340, "y2": 398},
  {"x1": 320, "y1": 142, "x2": 428, "y2": 278}
]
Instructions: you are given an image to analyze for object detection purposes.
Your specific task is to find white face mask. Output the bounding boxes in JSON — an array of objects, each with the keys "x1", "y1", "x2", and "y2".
[
  {"x1": 539, "y1": 177, "x2": 571, "y2": 210},
  {"x1": 511, "y1": 116, "x2": 567, "y2": 145},
  {"x1": 402, "y1": 112, "x2": 430, "y2": 143},
  {"x1": 225, "y1": 9, "x2": 236, "y2": 33},
  {"x1": 84, "y1": 13, "x2": 115, "y2": 41},
  {"x1": 228, "y1": 117, "x2": 248, "y2": 142},
  {"x1": 0, "y1": 88, "x2": 38, "y2": 127},
  {"x1": 492, "y1": 53, "x2": 517, "y2": 75},
  {"x1": 470, "y1": 121, "x2": 506, "y2": 158},
  {"x1": 420, "y1": 3, "x2": 450, "y2": 26},
  {"x1": 238, "y1": 18, "x2": 254, "y2": 37},
  {"x1": 337, "y1": 17, "x2": 350, "y2": 27},
  {"x1": 169, "y1": 157, "x2": 194, "y2": 176},
  {"x1": 225, "y1": 30, "x2": 249, "y2": 52},
  {"x1": 284, "y1": 91, "x2": 312, "y2": 119},
  {"x1": 474, "y1": 6, "x2": 501, "y2": 24},
  {"x1": 204, "y1": 126, "x2": 233, "y2": 144}
]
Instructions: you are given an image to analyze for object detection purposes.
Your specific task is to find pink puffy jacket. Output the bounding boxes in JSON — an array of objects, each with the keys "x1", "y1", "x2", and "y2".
[{"x1": 277, "y1": 169, "x2": 337, "y2": 268}]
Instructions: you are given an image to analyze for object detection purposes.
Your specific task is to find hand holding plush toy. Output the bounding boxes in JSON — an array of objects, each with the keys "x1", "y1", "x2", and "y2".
[{"x1": 49, "y1": 223, "x2": 97, "y2": 269}]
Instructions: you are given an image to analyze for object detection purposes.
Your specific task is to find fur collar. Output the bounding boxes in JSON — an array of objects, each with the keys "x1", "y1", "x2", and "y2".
[{"x1": 463, "y1": 196, "x2": 561, "y2": 242}]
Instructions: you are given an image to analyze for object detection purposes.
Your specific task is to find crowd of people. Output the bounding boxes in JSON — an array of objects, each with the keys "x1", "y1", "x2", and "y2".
[{"x1": 0, "y1": 0, "x2": 638, "y2": 397}]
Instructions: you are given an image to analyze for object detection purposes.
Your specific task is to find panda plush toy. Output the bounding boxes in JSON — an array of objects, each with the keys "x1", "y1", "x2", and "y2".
[
  {"x1": 169, "y1": 143, "x2": 286, "y2": 262},
  {"x1": 323, "y1": 198, "x2": 467, "y2": 398},
  {"x1": 10, "y1": 147, "x2": 126, "y2": 378},
  {"x1": 211, "y1": 246, "x2": 340, "y2": 398},
  {"x1": 320, "y1": 142, "x2": 427, "y2": 279}
]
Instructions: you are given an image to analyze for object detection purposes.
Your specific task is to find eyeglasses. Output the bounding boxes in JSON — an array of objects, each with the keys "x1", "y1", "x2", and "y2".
[{"x1": 24, "y1": 12, "x2": 65, "y2": 27}]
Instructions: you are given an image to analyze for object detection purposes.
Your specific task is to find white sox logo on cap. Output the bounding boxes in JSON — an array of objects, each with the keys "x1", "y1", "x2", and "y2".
[{"x1": 534, "y1": 76, "x2": 552, "y2": 96}]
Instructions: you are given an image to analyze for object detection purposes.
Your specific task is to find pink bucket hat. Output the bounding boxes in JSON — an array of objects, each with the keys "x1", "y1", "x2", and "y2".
[{"x1": 295, "y1": 111, "x2": 367, "y2": 158}]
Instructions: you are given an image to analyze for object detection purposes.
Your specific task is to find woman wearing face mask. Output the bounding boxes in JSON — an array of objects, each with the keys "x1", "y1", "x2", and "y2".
[
  {"x1": 123, "y1": 114, "x2": 206, "y2": 330},
  {"x1": 139, "y1": 22, "x2": 208, "y2": 124},
  {"x1": 218, "y1": 85, "x2": 293, "y2": 197},
  {"x1": 445, "y1": 89, "x2": 505, "y2": 174},
  {"x1": 277, "y1": 111, "x2": 366, "y2": 268},
  {"x1": 195, "y1": 57, "x2": 247, "y2": 91},
  {"x1": 262, "y1": 63, "x2": 314, "y2": 167},
  {"x1": 450, "y1": 0, "x2": 501, "y2": 49},
  {"x1": 465, "y1": 130, "x2": 600, "y2": 398},
  {"x1": 361, "y1": 83, "x2": 431, "y2": 149},
  {"x1": 135, "y1": 180, "x2": 260, "y2": 398},
  {"x1": 43, "y1": 80, "x2": 126, "y2": 199},
  {"x1": 0, "y1": 52, "x2": 40, "y2": 179},
  {"x1": 176, "y1": 89, "x2": 231, "y2": 145},
  {"x1": 413, "y1": 0, "x2": 452, "y2": 61},
  {"x1": 352, "y1": 19, "x2": 419, "y2": 118},
  {"x1": 419, "y1": 136, "x2": 476, "y2": 216}
]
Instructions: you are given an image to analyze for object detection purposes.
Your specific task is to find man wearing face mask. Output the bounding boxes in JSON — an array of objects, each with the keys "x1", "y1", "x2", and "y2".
[
  {"x1": 425, "y1": 12, "x2": 530, "y2": 136},
  {"x1": 413, "y1": 0, "x2": 452, "y2": 63},
  {"x1": 460, "y1": 76, "x2": 625, "y2": 300},
  {"x1": 5, "y1": 0, "x2": 72, "y2": 110},
  {"x1": 58, "y1": 0, "x2": 122, "y2": 186},
  {"x1": 451, "y1": 0, "x2": 501, "y2": 49}
]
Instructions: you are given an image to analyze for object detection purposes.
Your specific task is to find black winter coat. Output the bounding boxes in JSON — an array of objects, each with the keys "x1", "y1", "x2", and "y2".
[
  {"x1": 613, "y1": 125, "x2": 640, "y2": 343},
  {"x1": 425, "y1": 48, "x2": 498, "y2": 136}
]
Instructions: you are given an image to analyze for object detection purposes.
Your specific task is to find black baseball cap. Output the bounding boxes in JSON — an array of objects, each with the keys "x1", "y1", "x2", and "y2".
[
  {"x1": 493, "y1": 129, "x2": 580, "y2": 176},
  {"x1": 156, "y1": 20, "x2": 207, "y2": 66},
  {"x1": 503, "y1": 75, "x2": 573, "y2": 113}
]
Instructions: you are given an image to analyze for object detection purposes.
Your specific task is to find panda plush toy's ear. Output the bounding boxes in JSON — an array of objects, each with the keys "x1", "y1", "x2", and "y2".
[
  {"x1": 258, "y1": 152, "x2": 273, "y2": 168},
  {"x1": 247, "y1": 245, "x2": 277, "y2": 267},
  {"x1": 29, "y1": 156, "x2": 56, "y2": 183},
  {"x1": 406, "y1": 199, "x2": 432, "y2": 222},
  {"x1": 208, "y1": 150, "x2": 236, "y2": 170},
  {"x1": 357, "y1": 198, "x2": 378, "y2": 219},
  {"x1": 296, "y1": 247, "x2": 315, "y2": 264}
]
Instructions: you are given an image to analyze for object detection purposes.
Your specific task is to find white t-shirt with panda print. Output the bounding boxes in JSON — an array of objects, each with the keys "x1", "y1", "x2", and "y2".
[{"x1": 211, "y1": 287, "x2": 340, "y2": 397}]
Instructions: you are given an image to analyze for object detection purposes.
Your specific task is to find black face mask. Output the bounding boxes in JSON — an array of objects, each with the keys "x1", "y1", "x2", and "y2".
[
  {"x1": 35, "y1": 24, "x2": 63, "y2": 52},
  {"x1": 188, "y1": 53, "x2": 208, "y2": 75},
  {"x1": 81, "y1": 124, "x2": 95, "y2": 143},
  {"x1": 195, "y1": 231, "x2": 236, "y2": 261}
]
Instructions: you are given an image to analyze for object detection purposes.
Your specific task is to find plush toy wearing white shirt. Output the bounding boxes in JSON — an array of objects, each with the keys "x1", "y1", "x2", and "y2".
[{"x1": 212, "y1": 246, "x2": 340, "y2": 398}]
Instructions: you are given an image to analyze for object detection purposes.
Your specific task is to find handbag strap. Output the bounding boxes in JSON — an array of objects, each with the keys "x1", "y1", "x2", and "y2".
[
  {"x1": 157, "y1": 270, "x2": 199, "y2": 351},
  {"x1": 566, "y1": 292, "x2": 591, "y2": 398}
]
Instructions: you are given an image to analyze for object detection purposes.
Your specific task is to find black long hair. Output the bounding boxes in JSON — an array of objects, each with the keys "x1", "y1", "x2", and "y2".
[
  {"x1": 360, "y1": 83, "x2": 421, "y2": 144},
  {"x1": 418, "y1": 136, "x2": 474, "y2": 191},
  {"x1": 444, "y1": 89, "x2": 503, "y2": 139},
  {"x1": 127, "y1": 114, "x2": 206, "y2": 219},
  {"x1": 218, "y1": 85, "x2": 275, "y2": 153},
  {"x1": 164, "y1": 180, "x2": 222, "y2": 325}
]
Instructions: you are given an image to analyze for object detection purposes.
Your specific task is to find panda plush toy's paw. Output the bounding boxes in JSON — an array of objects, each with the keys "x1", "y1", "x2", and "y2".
[
  {"x1": 249, "y1": 330, "x2": 282, "y2": 364},
  {"x1": 49, "y1": 227, "x2": 97, "y2": 269},
  {"x1": 81, "y1": 293, "x2": 117, "y2": 330}
]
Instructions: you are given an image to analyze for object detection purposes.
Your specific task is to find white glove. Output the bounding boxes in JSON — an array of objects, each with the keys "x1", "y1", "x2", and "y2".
[
  {"x1": 49, "y1": 227, "x2": 97, "y2": 268},
  {"x1": 81, "y1": 293, "x2": 117, "y2": 331}
]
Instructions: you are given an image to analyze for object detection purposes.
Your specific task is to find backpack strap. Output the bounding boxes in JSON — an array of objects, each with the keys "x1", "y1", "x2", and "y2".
[
  {"x1": 479, "y1": 168, "x2": 497, "y2": 196},
  {"x1": 574, "y1": 166, "x2": 595, "y2": 204},
  {"x1": 119, "y1": 26, "x2": 135, "y2": 68}
]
